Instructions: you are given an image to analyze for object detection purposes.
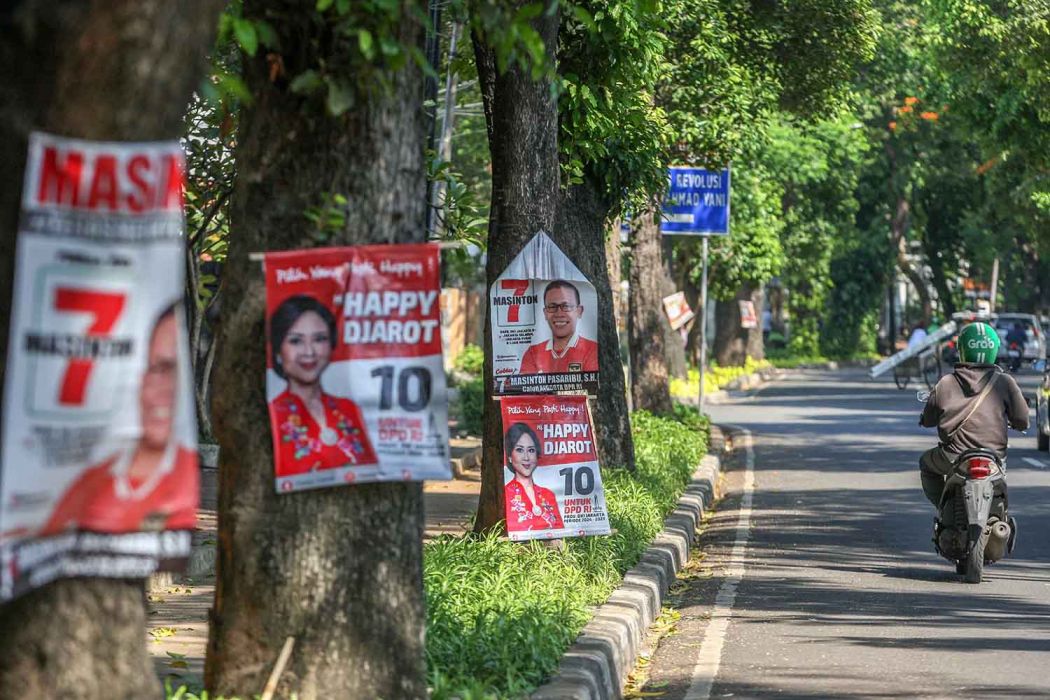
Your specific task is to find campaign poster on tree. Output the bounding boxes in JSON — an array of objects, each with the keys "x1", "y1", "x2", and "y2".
[
  {"x1": 264, "y1": 244, "x2": 451, "y2": 493},
  {"x1": 0, "y1": 133, "x2": 198, "y2": 601},
  {"x1": 490, "y1": 231, "x2": 599, "y2": 395},
  {"x1": 500, "y1": 395, "x2": 610, "y2": 541}
]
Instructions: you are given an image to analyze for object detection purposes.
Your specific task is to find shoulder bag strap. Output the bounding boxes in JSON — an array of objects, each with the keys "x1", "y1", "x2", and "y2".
[{"x1": 946, "y1": 372, "x2": 1001, "y2": 442}]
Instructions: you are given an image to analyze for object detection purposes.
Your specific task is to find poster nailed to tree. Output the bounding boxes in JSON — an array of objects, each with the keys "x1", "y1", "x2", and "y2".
[
  {"x1": 490, "y1": 231, "x2": 599, "y2": 395},
  {"x1": 500, "y1": 395, "x2": 610, "y2": 541},
  {"x1": 264, "y1": 244, "x2": 451, "y2": 493},
  {"x1": 0, "y1": 133, "x2": 198, "y2": 601}
]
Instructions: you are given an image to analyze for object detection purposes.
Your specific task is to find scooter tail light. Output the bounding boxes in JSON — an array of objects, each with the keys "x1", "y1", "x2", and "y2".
[{"x1": 968, "y1": 457, "x2": 993, "y2": 479}]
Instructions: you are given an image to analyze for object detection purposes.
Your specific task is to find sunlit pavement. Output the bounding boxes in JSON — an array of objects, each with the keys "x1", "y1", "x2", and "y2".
[{"x1": 641, "y1": 368, "x2": 1050, "y2": 699}]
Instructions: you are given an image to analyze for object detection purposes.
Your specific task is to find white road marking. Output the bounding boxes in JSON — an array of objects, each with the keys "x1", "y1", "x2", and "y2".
[
  {"x1": 1022, "y1": 457, "x2": 1046, "y2": 468},
  {"x1": 684, "y1": 425, "x2": 754, "y2": 700}
]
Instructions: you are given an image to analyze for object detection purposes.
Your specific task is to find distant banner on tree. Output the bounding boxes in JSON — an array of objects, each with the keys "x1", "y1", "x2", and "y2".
[
  {"x1": 500, "y1": 395, "x2": 610, "y2": 541},
  {"x1": 0, "y1": 133, "x2": 198, "y2": 601},
  {"x1": 662, "y1": 291, "x2": 696, "y2": 331},
  {"x1": 739, "y1": 300, "x2": 758, "y2": 329},
  {"x1": 264, "y1": 245, "x2": 450, "y2": 493},
  {"x1": 490, "y1": 231, "x2": 599, "y2": 395}
]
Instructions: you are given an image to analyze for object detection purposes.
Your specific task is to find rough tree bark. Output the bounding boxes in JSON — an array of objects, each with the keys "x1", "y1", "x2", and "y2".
[
  {"x1": 204, "y1": 3, "x2": 430, "y2": 698},
  {"x1": 555, "y1": 177, "x2": 636, "y2": 470},
  {"x1": 471, "y1": 6, "x2": 562, "y2": 532},
  {"x1": 662, "y1": 236, "x2": 688, "y2": 379},
  {"x1": 0, "y1": 3, "x2": 219, "y2": 697},
  {"x1": 713, "y1": 283, "x2": 761, "y2": 367},
  {"x1": 606, "y1": 219, "x2": 624, "y2": 342},
  {"x1": 628, "y1": 202, "x2": 673, "y2": 414},
  {"x1": 891, "y1": 197, "x2": 932, "y2": 327}
]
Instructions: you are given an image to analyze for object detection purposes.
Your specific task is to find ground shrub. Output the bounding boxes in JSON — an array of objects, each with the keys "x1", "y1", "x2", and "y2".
[
  {"x1": 669, "y1": 357, "x2": 771, "y2": 397},
  {"x1": 455, "y1": 376, "x2": 484, "y2": 436},
  {"x1": 454, "y1": 344, "x2": 485, "y2": 376},
  {"x1": 425, "y1": 410, "x2": 707, "y2": 698}
]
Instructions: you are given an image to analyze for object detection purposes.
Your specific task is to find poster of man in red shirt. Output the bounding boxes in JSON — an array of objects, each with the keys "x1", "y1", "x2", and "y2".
[
  {"x1": 500, "y1": 395, "x2": 610, "y2": 541},
  {"x1": 41, "y1": 303, "x2": 198, "y2": 536},
  {"x1": 490, "y1": 232, "x2": 599, "y2": 395},
  {"x1": 264, "y1": 245, "x2": 451, "y2": 493},
  {"x1": 1, "y1": 134, "x2": 197, "y2": 601},
  {"x1": 518, "y1": 280, "x2": 599, "y2": 375}
]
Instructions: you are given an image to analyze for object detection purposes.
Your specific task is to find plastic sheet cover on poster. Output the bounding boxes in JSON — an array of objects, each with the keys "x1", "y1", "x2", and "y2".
[{"x1": 489, "y1": 231, "x2": 599, "y2": 395}]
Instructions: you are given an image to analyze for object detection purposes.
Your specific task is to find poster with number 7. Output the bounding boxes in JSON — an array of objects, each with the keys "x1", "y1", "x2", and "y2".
[
  {"x1": 1, "y1": 133, "x2": 197, "y2": 601},
  {"x1": 489, "y1": 231, "x2": 599, "y2": 395},
  {"x1": 264, "y1": 245, "x2": 451, "y2": 493}
]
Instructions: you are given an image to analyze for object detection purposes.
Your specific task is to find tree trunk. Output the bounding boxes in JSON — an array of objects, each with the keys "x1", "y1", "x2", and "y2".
[
  {"x1": 204, "y1": 5, "x2": 429, "y2": 698},
  {"x1": 891, "y1": 196, "x2": 932, "y2": 326},
  {"x1": 469, "y1": 8, "x2": 561, "y2": 530},
  {"x1": 606, "y1": 218, "x2": 625, "y2": 347},
  {"x1": 713, "y1": 284, "x2": 756, "y2": 367},
  {"x1": 628, "y1": 202, "x2": 673, "y2": 414},
  {"x1": 0, "y1": 3, "x2": 219, "y2": 697},
  {"x1": 662, "y1": 236, "x2": 688, "y2": 379},
  {"x1": 556, "y1": 178, "x2": 636, "y2": 470},
  {"x1": 747, "y1": 287, "x2": 765, "y2": 361}
]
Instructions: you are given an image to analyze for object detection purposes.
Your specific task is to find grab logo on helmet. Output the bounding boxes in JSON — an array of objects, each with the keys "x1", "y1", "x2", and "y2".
[{"x1": 967, "y1": 337, "x2": 997, "y2": 350}]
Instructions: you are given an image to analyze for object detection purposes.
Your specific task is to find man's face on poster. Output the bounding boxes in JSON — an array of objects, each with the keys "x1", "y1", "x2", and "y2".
[
  {"x1": 140, "y1": 313, "x2": 178, "y2": 450},
  {"x1": 543, "y1": 285, "x2": 582, "y2": 340}
]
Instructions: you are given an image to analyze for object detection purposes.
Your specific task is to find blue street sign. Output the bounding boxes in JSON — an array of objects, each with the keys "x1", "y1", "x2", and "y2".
[{"x1": 661, "y1": 166, "x2": 730, "y2": 235}]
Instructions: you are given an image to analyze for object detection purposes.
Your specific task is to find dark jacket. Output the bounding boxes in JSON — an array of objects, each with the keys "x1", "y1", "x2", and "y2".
[{"x1": 920, "y1": 364, "x2": 1029, "y2": 458}]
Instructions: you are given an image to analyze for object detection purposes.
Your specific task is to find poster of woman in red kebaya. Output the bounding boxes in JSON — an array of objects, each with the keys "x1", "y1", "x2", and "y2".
[
  {"x1": 503, "y1": 422, "x2": 564, "y2": 533},
  {"x1": 269, "y1": 295, "x2": 378, "y2": 477}
]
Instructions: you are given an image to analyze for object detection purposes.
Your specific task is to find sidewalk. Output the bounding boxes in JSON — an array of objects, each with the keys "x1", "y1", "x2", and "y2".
[{"x1": 148, "y1": 439, "x2": 482, "y2": 688}]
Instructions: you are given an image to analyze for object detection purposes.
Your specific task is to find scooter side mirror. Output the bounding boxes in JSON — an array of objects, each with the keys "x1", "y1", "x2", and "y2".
[{"x1": 916, "y1": 390, "x2": 931, "y2": 403}]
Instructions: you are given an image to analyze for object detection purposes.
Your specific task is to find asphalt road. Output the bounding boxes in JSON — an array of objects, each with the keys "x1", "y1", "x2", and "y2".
[{"x1": 642, "y1": 368, "x2": 1050, "y2": 699}]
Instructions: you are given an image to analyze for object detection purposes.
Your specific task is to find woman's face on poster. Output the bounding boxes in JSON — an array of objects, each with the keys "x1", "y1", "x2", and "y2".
[
  {"x1": 279, "y1": 310, "x2": 333, "y2": 386},
  {"x1": 509, "y1": 432, "x2": 538, "y2": 479}
]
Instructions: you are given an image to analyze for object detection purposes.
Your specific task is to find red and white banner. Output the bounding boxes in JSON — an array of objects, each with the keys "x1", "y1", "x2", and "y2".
[
  {"x1": 739, "y1": 300, "x2": 758, "y2": 329},
  {"x1": 490, "y1": 232, "x2": 599, "y2": 395},
  {"x1": 0, "y1": 133, "x2": 198, "y2": 601},
  {"x1": 662, "y1": 291, "x2": 695, "y2": 331},
  {"x1": 264, "y1": 245, "x2": 451, "y2": 493},
  {"x1": 500, "y1": 395, "x2": 610, "y2": 541}
]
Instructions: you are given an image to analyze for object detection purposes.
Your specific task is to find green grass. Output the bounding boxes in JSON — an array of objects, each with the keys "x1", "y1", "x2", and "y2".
[
  {"x1": 425, "y1": 410, "x2": 708, "y2": 698},
  {"x1": 765, "y1": 350, "x2": 880, "y2": 369},
  {"x1": 167, "y1": 410, "x2": 708, "y2": 700}
]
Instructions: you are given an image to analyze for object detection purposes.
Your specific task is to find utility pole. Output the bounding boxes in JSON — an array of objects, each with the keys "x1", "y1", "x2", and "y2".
[{"x1": 989, "y1": 257, "x2": 1000, "y2": 312}]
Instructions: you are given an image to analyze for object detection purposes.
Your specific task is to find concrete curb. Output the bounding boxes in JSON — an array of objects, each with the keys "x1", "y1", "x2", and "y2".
[
  {"x1": 530, "y1": 425, "x2": 733, "y2": 700},
  {"x1": 450, "y1": 446, "x2": 482, "y2": 478}
]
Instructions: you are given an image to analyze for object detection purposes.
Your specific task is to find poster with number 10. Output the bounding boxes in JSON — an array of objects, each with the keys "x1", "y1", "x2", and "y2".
[
  {"x1": 264, "y1": 245, "x2": 451, "y2": 493},
  {"x1": 501, "y1": 394, "x2": 610, "y2": 541}
]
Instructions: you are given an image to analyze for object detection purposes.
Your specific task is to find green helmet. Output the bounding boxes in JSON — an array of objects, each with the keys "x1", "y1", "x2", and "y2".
[{"x1": 958, "y1": 322, "x2": 1000, "y2": 364}]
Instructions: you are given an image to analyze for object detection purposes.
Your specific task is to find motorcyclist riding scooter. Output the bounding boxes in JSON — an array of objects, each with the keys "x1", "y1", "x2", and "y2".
[
  {"x1": 1005, "y1": 322, "x2": 1028, "y2": 372},
  {"x1": 919, "y1": 321, "x2": 1029, "y2": 582}
]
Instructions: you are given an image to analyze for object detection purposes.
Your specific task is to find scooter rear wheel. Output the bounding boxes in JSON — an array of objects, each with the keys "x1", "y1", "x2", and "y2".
[{"x1": 965, "y1": 530, "x2": 988, "y2": 584}]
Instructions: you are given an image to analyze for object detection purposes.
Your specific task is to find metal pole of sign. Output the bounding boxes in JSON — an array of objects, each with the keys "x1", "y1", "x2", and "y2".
[{"x1": 698, "y1": 236, "x2": 709, "y2": 414}]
